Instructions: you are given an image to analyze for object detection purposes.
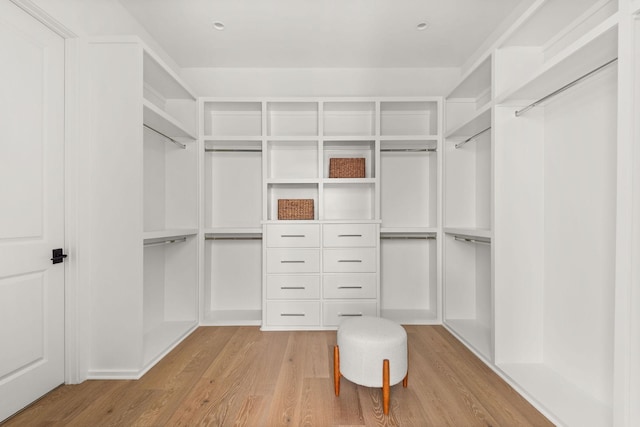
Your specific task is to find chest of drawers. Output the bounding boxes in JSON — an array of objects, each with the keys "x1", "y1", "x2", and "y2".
[{"x1": 263, "y1": 222, "x2": 379, "y2": 330}]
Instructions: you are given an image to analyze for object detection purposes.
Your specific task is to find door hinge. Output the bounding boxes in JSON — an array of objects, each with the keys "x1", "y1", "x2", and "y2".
[{"x1": 51, "y1": 248, "x2": 67, "y2": 264}]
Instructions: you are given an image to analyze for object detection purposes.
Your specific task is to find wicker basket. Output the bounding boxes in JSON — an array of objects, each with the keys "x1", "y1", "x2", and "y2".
[
  {"x1": 278, "y1": 199, "x2": 314, "y2": 220},
  {"x1": 329, "y1": 158, "x2": 365, "y2": 178}
]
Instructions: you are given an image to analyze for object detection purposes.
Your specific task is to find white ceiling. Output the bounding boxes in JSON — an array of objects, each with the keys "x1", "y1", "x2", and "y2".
[{"x1": 119, "y1": 0, "x2": 531, "y2": 69}]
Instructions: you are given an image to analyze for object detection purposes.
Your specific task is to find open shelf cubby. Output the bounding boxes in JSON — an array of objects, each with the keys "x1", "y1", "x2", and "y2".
[
  {"x1": 444, "y1": 233, "x2": 492, "y2": 361},
  {"x1": 380, "y1": 101, "x2": 438, "y2": 136},
  {"x1": 444, "y1": 128, "x2": 491, "y2": 232},
  {"x1": 204, "y1": 141, "x2": 262, "y2": 230},
  {"x1": 267, "y1": 140, "x2": 319, "y2": 180},
  {"x1": 380, "y1": 233, "x2": 438, "y2": 324},
  {"x1": 380, "y1": 140, "x2": 437, "y2": 230},
  {"x1": 267, "y1": 102, "x2": 318, "y2": 136},
  {"x1": 323, "y1": 140, "x2": 376, "y2": 179},
  {"x1": 204, "y1": 101, "x2": 262, "y2": 137},
  {"x1": 203, "y1": 234, "x2": 262, "y2": 325},
  {"x1": 323, "y1": 101, "x2": 376, "y2": 136},
  {"x1": 143, "y1": 235, "x2": 198, "y2": 366}
]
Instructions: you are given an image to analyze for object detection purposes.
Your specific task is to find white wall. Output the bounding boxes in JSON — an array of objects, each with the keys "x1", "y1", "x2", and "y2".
[{"x1": 183, "y1": 67, "x2": 459, "y2": 97}]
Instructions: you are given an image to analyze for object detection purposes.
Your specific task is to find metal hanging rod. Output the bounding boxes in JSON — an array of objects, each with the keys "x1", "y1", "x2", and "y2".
[
  {"x1": 380, "y1": 148, "x2": 437, "y2": 153},
  {"x1": 205, "y1": 236, "x2": 262, "y2": 241},
  {"x1": 381, "y1": 235, "x2": 436, "y2": 240},
  {"x1": 144, "y1": 237, "x2": 187, "y2": 247},
  {"x1": 205, "y1": 148, "x2": 262, "y2": 153},
  {"x1": 453, "y1": 236, "x2": 491, "y2": 246},
  {"x1": 143, "y1": 124, "x2": 186, "y2": 149},
  {"x1": 455, "y1": 127, "x2": 491, "y2": 149},
  {"x1": 515, "y1": 57, "x2": 618, "y2": 117}
]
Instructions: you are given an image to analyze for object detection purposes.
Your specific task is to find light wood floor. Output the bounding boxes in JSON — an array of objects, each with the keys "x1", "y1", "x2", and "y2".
[{"x1": 3, "y1": 326, "x2": 553, "y2": 426}]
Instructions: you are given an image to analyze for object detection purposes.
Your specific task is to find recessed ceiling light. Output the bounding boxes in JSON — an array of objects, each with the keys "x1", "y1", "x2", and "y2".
[
  {"x1": 213, "y1": 21, "x2": 225, "y2": 31},
  {"x1": 416, "y1": 22, "x2": 428, "y2": 31}
]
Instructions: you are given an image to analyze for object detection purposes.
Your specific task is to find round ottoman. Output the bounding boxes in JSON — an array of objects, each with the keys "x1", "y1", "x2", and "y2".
[{"x1": 334, "y1": 316, "x2": 408, "y2": 415}]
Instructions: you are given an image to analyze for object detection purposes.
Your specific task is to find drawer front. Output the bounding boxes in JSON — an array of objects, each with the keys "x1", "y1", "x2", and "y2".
[
  {"x1": 267, "y1": 224, "x2": 320, "y2": 248},
  {"x1": 323, "y1": 248, "x2": 377, "y2": 273},
  {"x1": 266, "y1": 301, "x2": 321, "y2": 326},
  {"x1": 323, "y1": 224, "x2": 377, "y2": 247},
  {"x1": 323, "y1": 274, "x2": 377, "y2": 299},
  {"x1": 267, "y1": 275, "x2": 320, "y2": 299},
  {"x1": 323, "y1": 301, "x2": 378, "y2": 327},
  {"x1": 267, "y1": 249, "x2": 320, "y2": 273}
]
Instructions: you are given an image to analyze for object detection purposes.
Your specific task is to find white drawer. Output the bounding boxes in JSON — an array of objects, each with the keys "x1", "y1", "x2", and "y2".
[
  {"x1": 267, "y1": 224, "x2": 320, "y2": 248},
  {"x1": 323, "y1": 224, "x2": 377, "y2": 247},
  {"x1": 323, "y1": 301, "x2": 378, "y2": 327},
  {"x1": 267, "y1": 275, "x2": 320, "y2": 299},
  {"x1": 323, "y1": 274, "x2": 377, "y2": 299},
  {"x1": 266, "y1": 301, "x2": 321, "y2": 326},
  {"x1": 323, "y1": 248, "x2": 377, "y2": 273},
  {"x1": 267, "y1": 249, "x2": 320, "y2": 273}
]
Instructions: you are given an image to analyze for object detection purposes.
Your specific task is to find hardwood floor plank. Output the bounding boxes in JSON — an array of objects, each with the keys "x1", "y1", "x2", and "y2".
[{"x1": 3, "y1": 326, "x2": 553, "y2": 427}]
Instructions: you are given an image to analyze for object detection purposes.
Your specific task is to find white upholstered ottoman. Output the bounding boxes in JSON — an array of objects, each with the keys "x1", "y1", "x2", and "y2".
[{"x1": 333, "y1": 316, "x2": 408, "y2": 414}]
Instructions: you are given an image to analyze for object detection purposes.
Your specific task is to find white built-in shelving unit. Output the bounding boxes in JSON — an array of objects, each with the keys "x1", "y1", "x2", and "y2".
[
  {"x1": 200, "y1": 98, "x2": 441, "y2": 328},
  {"x1": 85, "y1": 37, "x2": 198, "y2": 378},
  {"x1": 443, "y1": 48, "x2": 494, "y2": 363},
  {"x1": 443, "y1": 1, "x2": 627, "y2": 426}
]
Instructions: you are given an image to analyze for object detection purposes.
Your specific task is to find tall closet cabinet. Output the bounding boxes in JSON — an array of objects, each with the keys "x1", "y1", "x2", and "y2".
[
  {"x1": 443, "y1": 0, "x2": 633, "y2": 425},
  {"x1": 84, "y1": 37, "x2": 199, "y2": 378},
  {"x1": 200, "y1": 99, "x2": 442, "y2": 329}
]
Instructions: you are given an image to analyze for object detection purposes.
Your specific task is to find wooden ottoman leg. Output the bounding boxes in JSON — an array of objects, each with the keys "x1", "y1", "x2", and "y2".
[
  {"x1": 403, "y1": 351, "x2": 408, "y2": 387},
  {"x1": 382, "y1": 359, "x2": 390, "y2": 415},
  {"x1": 334, "y1": 345, "x2": 340, "y2": 396}
]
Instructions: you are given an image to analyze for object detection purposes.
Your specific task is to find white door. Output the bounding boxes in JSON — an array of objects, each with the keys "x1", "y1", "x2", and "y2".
[{"x1": 0, "y1": 1, "x2": 65, "y2": 421}]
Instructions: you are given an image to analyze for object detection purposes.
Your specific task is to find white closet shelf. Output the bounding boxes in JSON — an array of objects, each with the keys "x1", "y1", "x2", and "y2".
[
  {"x1": 443, "y1": 227, "x2": 492, "y2": 240},
  {"x1": 380, "y1": 227, "x2": 438, "y2": 234},
  {"x1": 143, "y1": 100, "x2": 196, "y2": 141},
  {"x1": 142, "y1": 320, "x2": 198, "y2": 368},
  {"x1": 322, "y1": 135, "x2": 376, "y2": 141},
  {"x1": 203, "y1": 136, "x2": 263, "y2": 142},
  {"x1": 266, "y1": 178, "x2": 321, "y2": 184},
  {"x1": 204, "y1": 227, "x2": 262, "y2": 235},
  {"x1": 379, "y1": 135, "x2": 439, "y2": 141},
  {"x1": 202, "y1": 309, "x2": 262, "y2": 326},
  {"x1": 142, "y1": 48, "x2": 196, "y2": 101},
  {"x1": 496, "y1": 15, "x2": 618, "y2": 105},
  {"x1": 322, "y1": 178, "x2": 376, "y2": 184},
  {"x1": 143, "y1": 229, "x2": 198, "y2": 241},
  {"x1": 265, "y1": 135, "x2": 319, "y2": 140},
  {"x1": 633, "y1": 0, "x2": 640, "y2": 15},
  {"x1": 445, "y1": 105, "x2": 492, "y2": 140},
  {"x1": 447, "y1": 55, "x2": 492, "y2": 100},
  {"x1": 497, "y1": 363, "x2": 611, "y2": 427},
  {"x1": 445, "y1": 319, "x2": 492, "y2": 361},
  {"x1": 382, "y1": 309, "x2": 438, "y2": 325},
  {"x1": 263, "y1": 219, "x2": 381, "y2": 225}
]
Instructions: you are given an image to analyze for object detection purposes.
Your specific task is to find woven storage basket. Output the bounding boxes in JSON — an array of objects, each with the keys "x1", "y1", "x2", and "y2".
[
  {"x1": 329, "y1": 158, "x2": 365, "y2": 178},
  {"x1": 278, "y1": 199, "x2": 314, "y2": 220}
]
